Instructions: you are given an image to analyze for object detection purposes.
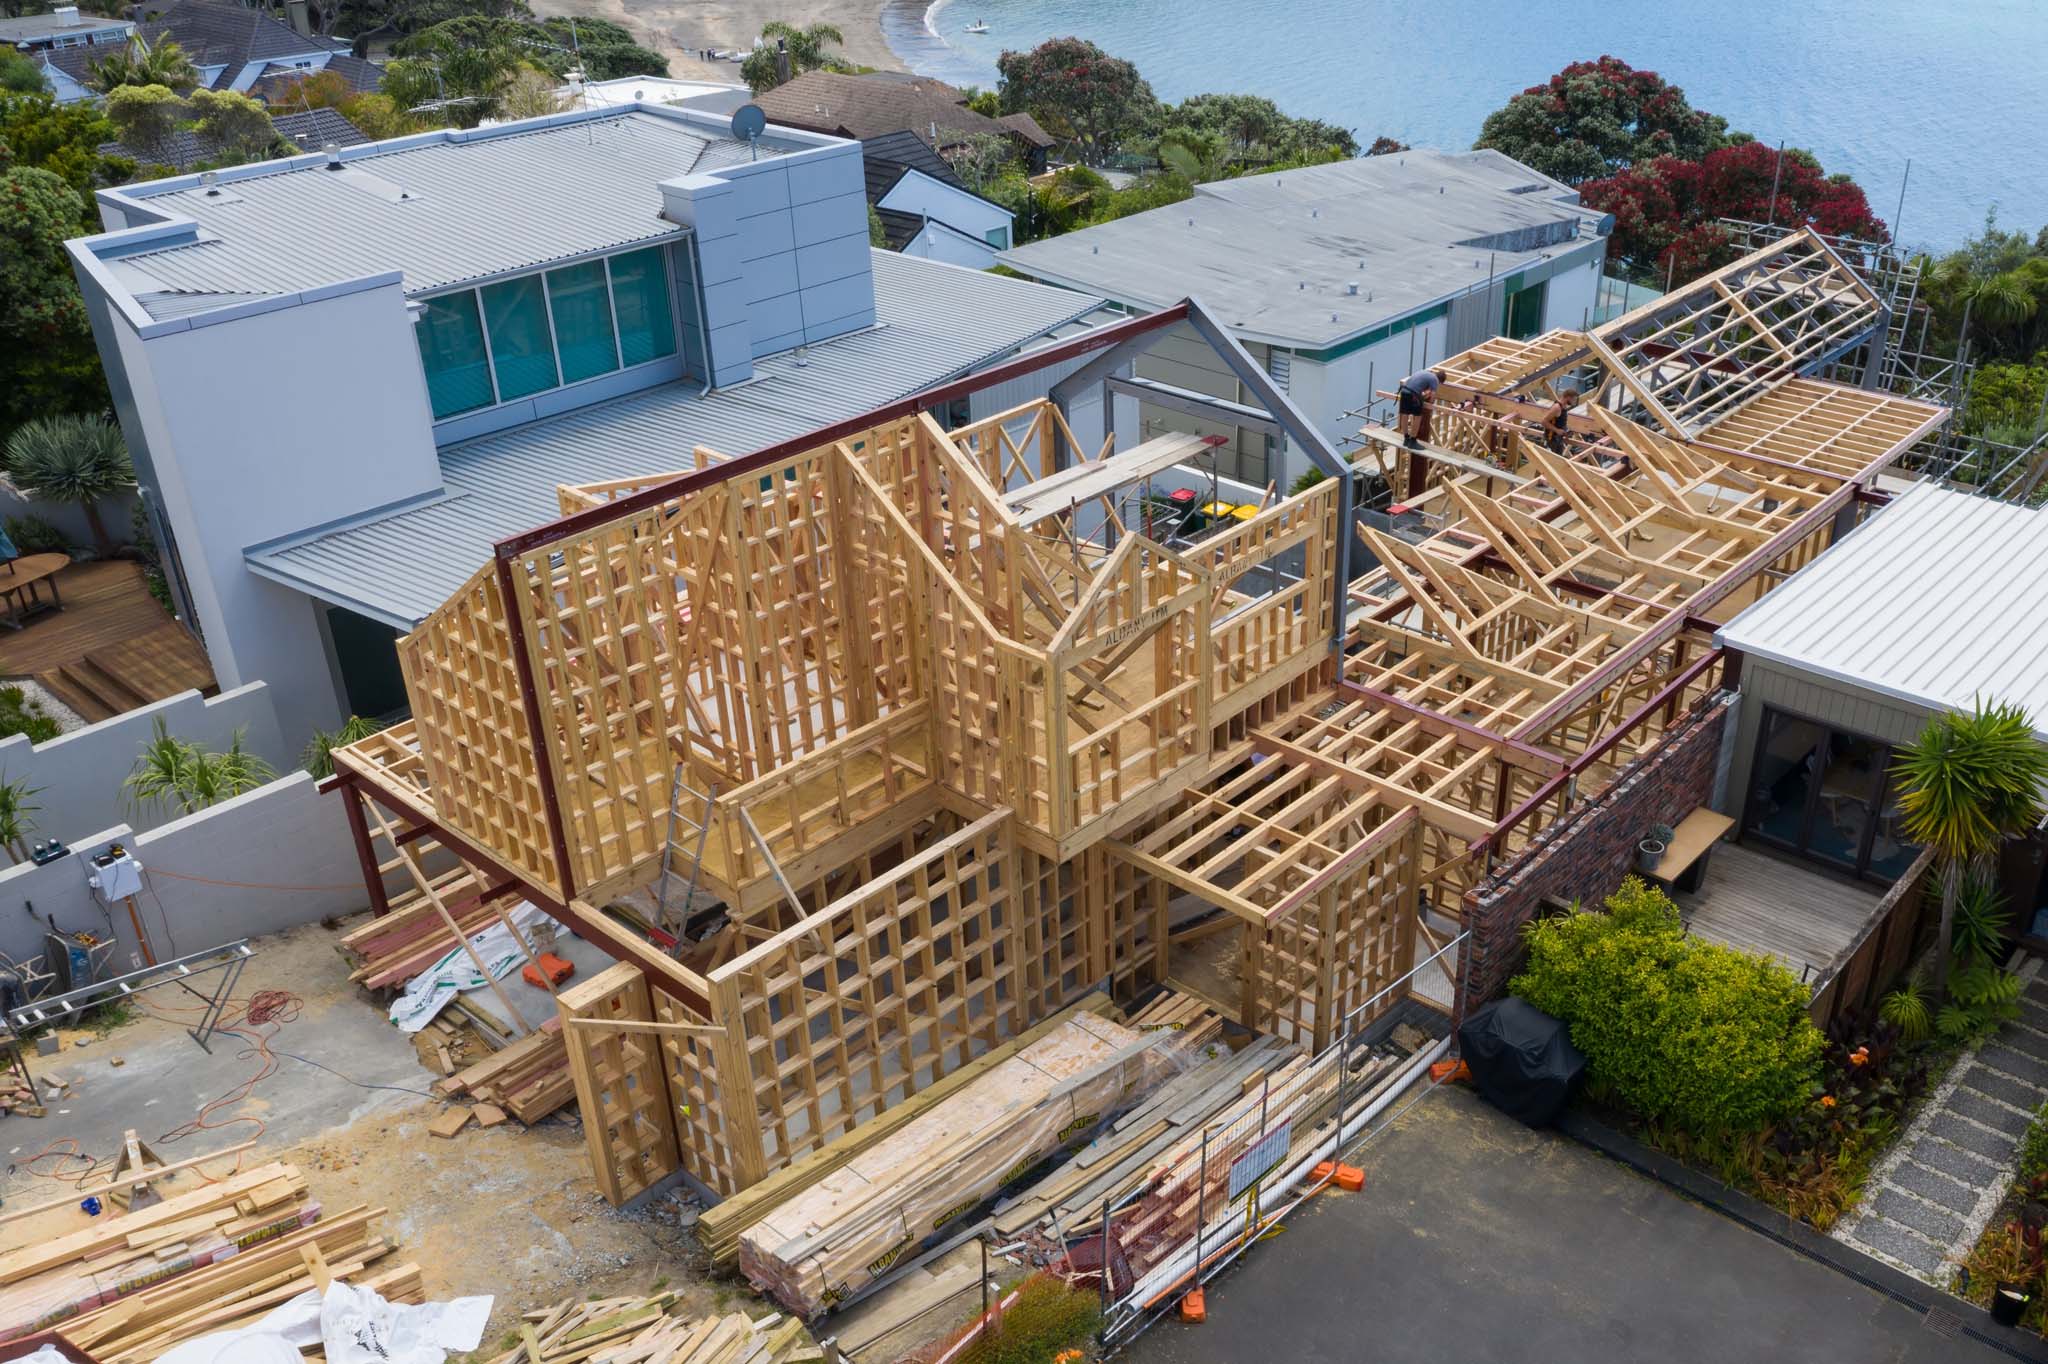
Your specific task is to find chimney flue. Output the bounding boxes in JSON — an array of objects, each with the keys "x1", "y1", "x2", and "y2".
[
  {"x1": 773, "y1": 38, "x2": 790, "y2": 87},
  {"x1": 284, "y1": 0, "x2": 311, "y2": 38}
]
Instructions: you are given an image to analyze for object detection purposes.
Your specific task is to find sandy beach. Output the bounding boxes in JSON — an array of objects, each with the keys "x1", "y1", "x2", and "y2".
[{"x1": 530, "y1": 0, "x2": 910, "y2": 83}]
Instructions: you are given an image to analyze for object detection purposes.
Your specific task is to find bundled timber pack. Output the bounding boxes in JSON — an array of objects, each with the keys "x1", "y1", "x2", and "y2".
[
  {"x1": 0, "y1": 1160, "x2": 419, "y2": 1364},
  {"x1": 484, "y1": 1292, "x2": 820, "y2": 1364},
  {"x1": 739, "y1": 1012, "x2": 1169, "y2": 1317}
]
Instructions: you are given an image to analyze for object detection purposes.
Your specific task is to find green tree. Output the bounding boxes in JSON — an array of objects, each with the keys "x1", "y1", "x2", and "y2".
[
  {"x1": 103, "y1": 82, "x2": 187, "y2": 166},
  {"x1": 996, "y1": 37, "x2": 1158, "y2": 166},
  {"x1": 4, "y1": 412, "x2": 135, "y2": 555},
  {"x1": 740, "y1": 20, "x2": 846, "y2": 93},
  {"x1": 125, "y1": 719, "x2": 276, "y2": 817},
  {"x1": 88, "y1": 34, "x2": 199, "y2": 96},
  {"x1": 535, "y1": 17, "x2": 666, "y2": 81},
  {"x1": 0, "y1": 154, "x2": 109, "y2": 441},
  {"x1": 0, "y1": 44, "x2": 45, "y2": 95},
  {"x1": 0, "y1": 775, "x2": 40, "y2": 865},
  {"x1": 1893, "y1": 700, "x2": 2048, "y2": 1000},
  {"x1": 187, "y1": 88, "x2": 285, "y2": 166},
  {"x1": 1155, "y1": 126, "x2": 1231, "y2": 183},
  {"x1": 1474, "y1": 55, "x2": 1734, "y2": 186},
  {"x1": 1961, "y1": 361, "x2": 2048, "y2": 437},
  {"x1": 0, "y1": 91, "x2": 135, "y2": 205},
  {"x1": 940, "y1": 131, "x2": 1014, "y2": 191},
  {"x1": 302, "y1": 715, "x2": 385, "y2": 778},
  {"x1": 389, "y1": 15, "x2": 536, "y2": 125}
]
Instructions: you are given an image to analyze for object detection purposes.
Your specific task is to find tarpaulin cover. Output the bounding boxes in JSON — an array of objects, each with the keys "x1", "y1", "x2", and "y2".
[{"x1": 1456, "y1": 998, "x2": 1585, "y2": 1127}]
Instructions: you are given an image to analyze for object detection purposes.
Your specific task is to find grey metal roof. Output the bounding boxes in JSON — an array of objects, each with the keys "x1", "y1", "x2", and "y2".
[
  {"x1": 997, "y1": 148, "x2": 1609, "y2": 349},
  {"x1": 1716, "y1": 484, "x2": 2048, "y2": 735},
  {"x1": 104, "y1": 111, "x2": 782, "y2": 310},
  {"x1": 246, "y1": 251, "x2": 1103, "y2": 627}
]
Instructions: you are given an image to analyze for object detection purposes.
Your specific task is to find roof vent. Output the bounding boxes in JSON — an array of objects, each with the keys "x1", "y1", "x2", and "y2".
[
  {"x1": 1310, "y1": 208, "x2": 1318, "y2": 218},
  {"x1": 794, "y1": 344, "x2": 809, "y2": 368},
  {"x1": 1347, "y1": 282, "x2": 1358, "y2": 296},
  {"x1": 200, "y1": 170, "x2": 220, "y2": 196},
  {"x1": 324, "y1": 142, "x2": 341, "y2": 170}
]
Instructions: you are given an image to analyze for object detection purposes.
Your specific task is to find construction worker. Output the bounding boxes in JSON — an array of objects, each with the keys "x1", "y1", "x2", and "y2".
[
  {"x1": 1540, "y1": 385, "x2": 1580, "y2": 454},
  {"x1": 1396, "y1": 368, "x2": 1444, "y2": 449}
]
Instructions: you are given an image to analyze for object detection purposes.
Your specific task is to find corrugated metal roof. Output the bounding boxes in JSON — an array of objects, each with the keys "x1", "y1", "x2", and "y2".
[
  {"x1": 108, "y1": 112, "x2": 775, "y2": 304},
  {"x1": 997, "y1": 149, "x2": 1607, "y2": 349},
  {"x1": 247, "y1": 252, "x2": 1103, "y2": 627},
  {"x1": 1716, "y1": 484, "x2": 2048, "y2": 732}
]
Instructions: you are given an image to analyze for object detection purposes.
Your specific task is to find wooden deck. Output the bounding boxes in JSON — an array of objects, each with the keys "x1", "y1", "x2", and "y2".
[
  {"x1": 0, "y1": 559, "x2": 214, "y2": 722},
  {"x1": 1675, "y1": 840, "x2": 1881, "y2": 983}
]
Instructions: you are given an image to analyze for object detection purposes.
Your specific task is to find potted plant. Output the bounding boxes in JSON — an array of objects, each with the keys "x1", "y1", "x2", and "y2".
[{"x1": 1636, "y1": 823, "x2": 1674, "y2": 874}]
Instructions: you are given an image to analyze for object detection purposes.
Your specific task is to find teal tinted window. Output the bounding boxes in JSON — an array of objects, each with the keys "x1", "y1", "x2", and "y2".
[
  {"x1": 480, "y1": 275, "x2": 559, "y2": 401},
  {"x1": 608, "y1": 248, "x2": 676, "y2": 368},
  {"x1": 415, "y1": 291, "x2": 493, "y2": 418},
  {"x1": 547, "y1": 260, "x2": 619, "y2": 383}
]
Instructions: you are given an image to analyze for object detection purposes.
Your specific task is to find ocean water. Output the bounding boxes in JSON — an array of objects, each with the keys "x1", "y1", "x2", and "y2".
[{"x1": 879, "y1": 0, "x2": 2046, "y2": 254}]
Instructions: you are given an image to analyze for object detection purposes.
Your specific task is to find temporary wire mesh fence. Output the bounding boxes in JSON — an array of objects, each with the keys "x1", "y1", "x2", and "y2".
[{"x1": 1089, "y1": 930, "x2": 1470, "y2": 1346}]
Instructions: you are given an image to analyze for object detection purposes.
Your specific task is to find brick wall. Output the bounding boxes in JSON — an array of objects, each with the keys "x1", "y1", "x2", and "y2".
[{"x1": 1457, "y1": 695, "x2": 1735, "y2": 1017}]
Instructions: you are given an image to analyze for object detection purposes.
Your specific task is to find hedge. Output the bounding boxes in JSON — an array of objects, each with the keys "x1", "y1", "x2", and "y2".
[{"x1": 1512, "y1": 877, "x2": 1823, "y2": 1134}]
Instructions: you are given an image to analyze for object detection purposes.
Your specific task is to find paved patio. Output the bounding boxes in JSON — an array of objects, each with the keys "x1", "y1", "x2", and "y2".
[{"x1": 1129, "y1": 1085, "x2": 2013, "y2": 1364}]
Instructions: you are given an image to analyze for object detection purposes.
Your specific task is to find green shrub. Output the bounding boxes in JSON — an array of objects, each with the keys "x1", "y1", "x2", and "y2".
[
  {"x1": 3, "y1": 514, "x2": 71, "y2": 556},
  {"x1": 0, "y1": 685, "x2": 60, "y2": 743},
  {"x1": 975, "y1": 1273, "x2": 1100, "y2": 1364},
  {"x1": 2021, "y1": 1102, "x2": 2048, "y2": 1184},
  {"x1": 1512, "y1": 877, "x2": 1824, "y2": 1134}
]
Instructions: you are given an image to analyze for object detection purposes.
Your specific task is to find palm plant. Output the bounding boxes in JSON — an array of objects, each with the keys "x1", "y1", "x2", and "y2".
[
  {"x1": 125, "y1": 720, "x2": 277, "y2": 818},
  {"x1": 0, "y1": 777, "x2": 42, "y2": 865},
  {"x1": 740, "y1": 21, "x2": 844, "y2": 92},
  {"x1": 301, "y1": 715, "x2": 386, "y2": 779},
  {"x1": 3, "y1": 413, "x2": 135, "y2": 556},
  {"x1": 1156, "y1": 128, "x2": 1232, "y2": 184},
  {"x1": 88, "y1": 34, "x2": 199, "y2": 95},
  {"x1": 1892, "y1": 699, "x2": 2048, "y2": 999}
]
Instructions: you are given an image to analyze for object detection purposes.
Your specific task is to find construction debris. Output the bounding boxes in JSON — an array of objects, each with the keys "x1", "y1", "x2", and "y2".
[
  {"x1": 433, "y1": 1019, "x2": 573, "y2": 1123},
  {"x1": 0, "y1": 1158, "x2": 419, "y2": 1363},
  {"x1": 481, "y1": 1292, "x2": 821, "y2": 1364},
  {"x1": 738, "y1": 1011, "x2": 1171, "y2": 1318}
]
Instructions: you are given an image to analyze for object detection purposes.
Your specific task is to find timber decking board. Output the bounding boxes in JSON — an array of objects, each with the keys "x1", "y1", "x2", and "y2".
[
  {"x1": 1677, "y1": 840, "x2": 1880, "y2": 982},
  {"x1": 0, "y1": 561, "x2": 213, "y2": 719}
]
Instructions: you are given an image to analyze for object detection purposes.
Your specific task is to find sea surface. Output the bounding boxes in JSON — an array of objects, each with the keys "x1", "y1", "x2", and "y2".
[{"x1": 879, "y1": 0, "x2": 2046, "y2": 254}]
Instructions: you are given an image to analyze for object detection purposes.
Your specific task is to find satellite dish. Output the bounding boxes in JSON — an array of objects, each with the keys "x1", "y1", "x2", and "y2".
[{"x1": 730, "y1": 103, "x2": 767, "y2": 141}]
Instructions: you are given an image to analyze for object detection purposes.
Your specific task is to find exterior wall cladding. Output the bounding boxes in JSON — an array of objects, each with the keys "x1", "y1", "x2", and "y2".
[{"x1": 1456, "y1": 694, "x2": 1735, "y2": 1016}]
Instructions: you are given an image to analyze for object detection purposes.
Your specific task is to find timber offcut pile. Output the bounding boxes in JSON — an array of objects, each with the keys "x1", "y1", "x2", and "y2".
[
  {"x1": 739, "y1": 1010, "x2": 1171, "y2": 1318},
  {"x1": 0, "y1": 1160, "x2": 418, "y2": 1363},
  {"x1": 435, "y1": 1017, "x2": 573, "y2": 1123},
  {"x1": 337, "y1": 888, "x2": 501, "y2": 992},
  {"x1": 483, "y1": 1291, "x2": 820, "y2": 1364}
]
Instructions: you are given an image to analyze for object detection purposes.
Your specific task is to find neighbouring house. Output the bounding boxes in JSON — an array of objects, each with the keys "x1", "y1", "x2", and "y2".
[
  {"x1": 0, "y1": 5, "x2": 134, "y2": 52},
  {"x1": 862, "y1": 130, "x2": 1013, "y2": 268},
  {"x1": 998, "y1": 149, "x2": 1613, "y2": 486},
  {"x1": 98, "y1": 105, "x2": 367, "y2": 173},
  {"x1": 65, "y1": 103, "x2": 1104, "y2": 749},
  {"x1": 559, "y1": 74, "x2": 748, "y2": 112},
  {"x1": 35, "y1": 0, "x2": 365, "y2": 104},
  {"x1": 1716, "y1": 483, "x2": 2048, "y2": 933},
  {"x1": 753, "y1": 69, "x2": 1054, "y2": 174}
]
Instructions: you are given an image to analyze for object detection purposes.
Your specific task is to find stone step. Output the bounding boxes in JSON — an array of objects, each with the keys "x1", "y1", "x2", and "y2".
[
  {"x1": 1975, "y1": 1042, "x2": 2048, "y2": 1089},
  {"x1": 1959, "y1": 1065, "x2": 2047, "y2": 1114},
  {"x1": 1846, "y1": 1216, "x2": 1948, "y2": 1276},
  {"x1": 1887, "y1": 1159, "x2": 1981, "y2": 1216}
]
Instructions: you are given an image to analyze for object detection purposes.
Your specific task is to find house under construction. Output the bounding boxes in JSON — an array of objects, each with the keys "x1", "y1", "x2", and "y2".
[{"x1": 330, "y1": 227, "x2": 1948, "y2": 1201}]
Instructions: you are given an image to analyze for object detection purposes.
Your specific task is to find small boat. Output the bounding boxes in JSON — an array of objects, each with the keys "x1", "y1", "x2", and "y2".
[{"x1": 964, "y1": 19, "x2": 991, "y2": 33}]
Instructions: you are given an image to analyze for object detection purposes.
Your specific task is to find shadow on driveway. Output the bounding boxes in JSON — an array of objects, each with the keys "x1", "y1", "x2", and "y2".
[{"x1": 1125, "y1": 1086, "x2": 2000, "y2": 1364}]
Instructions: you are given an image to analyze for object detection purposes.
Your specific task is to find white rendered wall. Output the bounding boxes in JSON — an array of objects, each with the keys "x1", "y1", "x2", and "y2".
[
  {"x1": 110, "y1": 282, "x2": 444, "y2": 750},
  {"x1": 1543, "y1": 252, "x2": 1605, "y2": 333},
  {"x1": 879, "y1": 170, "x2": 1012, "y2": 244},
  {"x1": 903, "y1": 221, "x2": 1000, "y2": 270}
]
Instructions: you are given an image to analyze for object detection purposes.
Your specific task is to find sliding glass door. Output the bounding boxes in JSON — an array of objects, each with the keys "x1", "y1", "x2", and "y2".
[{"x1": 1744, "y1": 707, "x2": 1919, "y2": 883}]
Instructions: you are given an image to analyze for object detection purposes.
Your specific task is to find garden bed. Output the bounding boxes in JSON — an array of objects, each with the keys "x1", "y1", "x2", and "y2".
[{"x1": 1956, "y1": 1103, "x2": 2048, "y2": 1334}]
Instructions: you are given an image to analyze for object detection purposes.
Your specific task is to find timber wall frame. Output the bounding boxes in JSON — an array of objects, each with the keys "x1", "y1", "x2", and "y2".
[{"x1": 335, "y1": 237, "x2": 1952, "y2": 1197}]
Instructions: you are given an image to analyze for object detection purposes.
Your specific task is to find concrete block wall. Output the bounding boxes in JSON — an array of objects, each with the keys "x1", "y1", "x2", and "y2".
[
  {"x1": 0, "y1": 486, "x2": 138, "y2": 555},
  {"x1": 0, "y1": 683, "x2": 290, "y2": 847},
  {"x1": 1456, "y1": 695, "x2": 1735, "y2": 1017},
  {"x1": 0, "y1": 770, "x2": 401, "y2": 974}
]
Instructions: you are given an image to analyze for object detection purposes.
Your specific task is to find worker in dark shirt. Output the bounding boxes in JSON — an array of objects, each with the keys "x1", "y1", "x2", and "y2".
[
  {"x1": 1397, "y1": 368, "x2": 1444, "y2": 449},
  {"x1": 1540, "y1": 385, "x2": 1581, "y2": 454}
]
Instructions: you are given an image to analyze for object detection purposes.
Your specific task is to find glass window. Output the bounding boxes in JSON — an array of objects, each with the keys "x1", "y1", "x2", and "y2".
[
  {"x1": 984, "y1": 226, "x2": 1010, "y2": 248},
  {"x1": 547, "y1": 260, "x2": 619, "y2": 384},
  {"x1": 480, "y1": 275, "x2": 559, "y2": 402},
  {"x1": 607, "y1": 247, "x2": 676, "y2": 368},
  {"x1": 415, "y1": 291, "x2": 493, "y2": 419}
]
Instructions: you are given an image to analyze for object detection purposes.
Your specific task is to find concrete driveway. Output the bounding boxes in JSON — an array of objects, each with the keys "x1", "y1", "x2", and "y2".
[{"x1": 1126, "y1": 1086, "x2": 2006, "y2": 1364}]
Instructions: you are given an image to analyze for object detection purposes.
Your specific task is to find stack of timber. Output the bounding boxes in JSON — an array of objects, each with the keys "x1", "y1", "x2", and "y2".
[
  {"x1": 694, "y1": 994, "x2": 1122, "y2": 1268},
  {"x1": 434, "y1": 1017, "x2": 574, "y2": 1123},
  {"x1": 739, "y1": 1011, "x2": 1171, "y2": 1318},
  {"x1": 482, "y1": 1292, "x2": 820, "y2": 1364},
  {"x1": 336, "y1": 888, "x2": 502, "y2": 992},
  {"x1": 0, "y1": 1162, "x2": 417, "y2": 1362}
]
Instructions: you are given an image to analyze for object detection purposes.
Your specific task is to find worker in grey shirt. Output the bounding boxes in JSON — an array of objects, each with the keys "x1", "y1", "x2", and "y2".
[{"x1": 1397, "y1": 368, "x2": 1444, "y2": 449}]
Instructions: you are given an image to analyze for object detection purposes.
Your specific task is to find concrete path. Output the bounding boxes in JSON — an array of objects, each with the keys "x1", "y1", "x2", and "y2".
[
  {"x1": 1131, "y1": 1085, "x2": 2006, "y2": 1364},
  {"x1": 1835, "y1": 956, "x2": 2048, "y2": 1284}
]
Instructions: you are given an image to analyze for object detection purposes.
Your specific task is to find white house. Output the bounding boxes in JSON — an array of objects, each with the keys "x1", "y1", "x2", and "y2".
[
  {"x1": 998, "y1": 149, "x2": 1613, "y2": 487},
  {"x1": 862, "y1": 131, "x2": 1013, "y2": 270},
  {"x1": 66, "y1": 103, "x2": 1103, "y2": 749},
  {"x1": 0, "y1": 5, "x2": 134, "y2": 53}
]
